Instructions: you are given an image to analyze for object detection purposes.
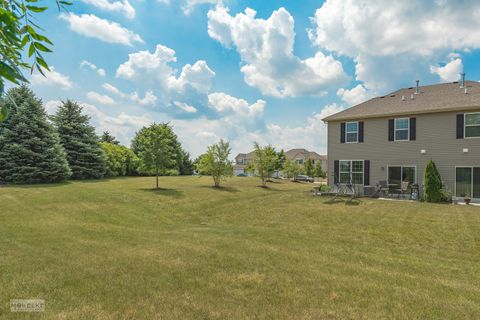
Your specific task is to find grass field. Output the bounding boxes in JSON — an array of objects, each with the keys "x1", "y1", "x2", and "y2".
[{"x1": 1, "y1": 176, "x2": 480, "y2": 319}]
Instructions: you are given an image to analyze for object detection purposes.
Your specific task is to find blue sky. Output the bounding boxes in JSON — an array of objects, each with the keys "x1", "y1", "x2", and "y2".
[{"x1": 25, "y1": 0, "x2": 480, "y2": 157}]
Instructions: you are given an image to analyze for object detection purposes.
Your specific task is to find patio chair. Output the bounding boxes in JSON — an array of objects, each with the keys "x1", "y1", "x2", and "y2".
[
  {"x1": 375, "y1": 180, "x2": 389, "y2": 197},
  {"x1": 395, "y1": 181, "x2": 410, "y2": 199}
]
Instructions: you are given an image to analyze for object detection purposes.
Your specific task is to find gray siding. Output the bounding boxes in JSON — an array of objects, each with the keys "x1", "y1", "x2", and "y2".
[{"x1": 327, "y1": 110, "x2": 480, "y2": 196}]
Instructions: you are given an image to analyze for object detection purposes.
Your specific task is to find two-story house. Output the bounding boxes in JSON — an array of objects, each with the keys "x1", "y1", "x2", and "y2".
[
  {"x1": 234, "y1": 152, "x2": 255, "y2": 176},
  {"x1": 234, "y1": 148, "x2": 327, "y2": 176},
  {"x1": 323, "y1": 79, "x2": 480, "y2": 200},
  {"x1": 284, "y1": 149, "x2": 327, "y2": 169}
]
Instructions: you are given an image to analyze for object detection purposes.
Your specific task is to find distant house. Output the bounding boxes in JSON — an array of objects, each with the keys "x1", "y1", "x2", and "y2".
[
  {"x1": 322, "y1": 78, "x2": 480, "y2": 200},
  {"x1": 233, "y1": 148, "x2": 327, "y2": 176},
  {"x1": 284, "y1": 149, "x2": 327, "y2": 169},
  {"x1": 234, "y1": 151, "x2": 255, "y2": 176}
]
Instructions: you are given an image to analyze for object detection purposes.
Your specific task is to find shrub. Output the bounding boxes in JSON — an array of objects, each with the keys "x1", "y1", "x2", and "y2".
[
  {"x1": 100, "y1": 142, "x2": 139, "y2": 177},
  {"x1": 423, "y1": 160, "x2": 443, "y2": 202}
]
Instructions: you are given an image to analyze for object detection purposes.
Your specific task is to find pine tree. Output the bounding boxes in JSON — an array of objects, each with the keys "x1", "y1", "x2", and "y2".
[
  {"x1": 0, "y1": 86, "x2": 71, "y2": 183},
  {"x1": 52, "y1": 100, "x2": 107, "y2": 179},
  {"x1": 100, "y1": 131, "x2": 120, "y2": 145}
]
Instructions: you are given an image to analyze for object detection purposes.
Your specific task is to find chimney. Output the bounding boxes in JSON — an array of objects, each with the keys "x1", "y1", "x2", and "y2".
[
  {"x1": 460, "y1": 73, "x2": 466, "y2": 88},
  {"x1": 415, "y1": 80, "x2": 420, "y2": 94}
]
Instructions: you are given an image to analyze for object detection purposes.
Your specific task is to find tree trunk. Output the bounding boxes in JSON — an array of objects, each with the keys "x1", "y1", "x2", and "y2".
[{"x1": 156, "y1": 167, "x2": 159, "y2": 189}]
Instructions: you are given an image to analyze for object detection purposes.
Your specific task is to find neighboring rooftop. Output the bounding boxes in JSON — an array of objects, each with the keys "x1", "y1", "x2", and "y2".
[
  {"x1": 285, "y1": 148, "x2": 326, "y2": 160},
  {"x1": 323, "y1": 80, "x2": 480, "y2": 122},
  {"x1": 235, "y1": 148, "x2": 326, "y2": 160}
]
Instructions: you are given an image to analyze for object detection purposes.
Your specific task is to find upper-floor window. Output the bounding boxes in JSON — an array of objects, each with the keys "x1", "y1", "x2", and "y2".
[
  {"x1": 465, "y1": 113, "x2": 480, "y2": 138},
  {"x1": 236, "y1": 159, "x2": 244, "y2": 165},
  {"x1": 394, "y1": 118, "x2": 409, "y2": 141},
  {"x1": 346, "y1": 121, "x2": 358, "y2": 143},
  {"x1": 296, "y1": 158, "x2": 304, "y2": 165}
]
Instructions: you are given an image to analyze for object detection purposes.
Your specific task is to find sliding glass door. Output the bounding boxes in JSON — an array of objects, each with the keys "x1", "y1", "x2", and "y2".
[{"x1": 456, "y1": 167, "x2": 480, "y2": 198}]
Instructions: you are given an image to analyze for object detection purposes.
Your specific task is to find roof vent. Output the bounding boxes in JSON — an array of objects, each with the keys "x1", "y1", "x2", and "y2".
[
  {"x1": 411, "y1": 94, "x2": 414, "y2": 100},
  {"x1": 415, "y1": 80, "x2": 420, "y2": 94},
  {"x1": 465, "y1": 87, "x2": 468, "y2": 94},
  {"x1": 401, "y1": 95, "x2": 405, "y2": 101},
  {"x1": 460, "y1": 73, "x2": 466, "y2": 88}
]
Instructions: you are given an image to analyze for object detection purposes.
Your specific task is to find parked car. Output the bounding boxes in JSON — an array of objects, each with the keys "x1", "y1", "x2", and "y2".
[{"x1": 296, "y1": 175, "x2": 314, "y2": 183}]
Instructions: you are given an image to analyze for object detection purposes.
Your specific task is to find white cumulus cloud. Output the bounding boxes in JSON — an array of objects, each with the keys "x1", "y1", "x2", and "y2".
[
  {"x1": 337, "y1": 84, "x2": 372, "y2": 106},
  {"x1": 207, "y1": 6, "x2": 347, "y2": 97},
  {"x1": 31, "y1": 67, "x2": 73, "y2": 90},
  {"x1": 61, "y1": 13, "x2": 143, "y2": 46},
  {"x1": 430, "y1": 58, "x2": 463, "y2": 82},
  {"x1": 80, "y1": 60, "x2": 106, "y2": 77},
  {"x1": 309, "y1": 0, "x2": 480, "y2": 91},
  {"x1": 82, "y1": 0, "x2": 135, "y2": 19},
  {"x1": 87, "y1": 91, "x2": 115, "y2": 105}
]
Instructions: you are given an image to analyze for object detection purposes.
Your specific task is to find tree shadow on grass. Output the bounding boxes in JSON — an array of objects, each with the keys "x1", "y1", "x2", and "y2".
[
  {"x1": 140, "y1": 188, "x2": 185, "y2": 199},
  {"x1": 6, "y1": 181, "x2": 72, "y2": 189},
  {"x1": 323, "y1": 197, "x2": 362, "y2": 206},
  {"x1": 199, "y1": 185, "x2": 239, "y2": 193}
]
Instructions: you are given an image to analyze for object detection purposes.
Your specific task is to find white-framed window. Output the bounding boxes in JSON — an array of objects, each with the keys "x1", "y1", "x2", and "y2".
[
  {"x1": 339, "y1": 160, "x2": 363, "y2": 184},
  {"x1": 345, "y1": 121, "x2": 358, "y2": 143},
  {"x1": 394, "y1": 118, "x2": 409, "y2": 141},
  {"x1": 464, "y1": 113, "x2": 480, "y2": 138},
  {"x1": 296, "y1": 158, "x2": 304, "y2": 164}
]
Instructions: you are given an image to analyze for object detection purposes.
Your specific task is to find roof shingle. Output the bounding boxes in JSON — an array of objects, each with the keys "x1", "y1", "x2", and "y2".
[{"x1": 323, "y1": 81, "x2": 480, "y2": 122}]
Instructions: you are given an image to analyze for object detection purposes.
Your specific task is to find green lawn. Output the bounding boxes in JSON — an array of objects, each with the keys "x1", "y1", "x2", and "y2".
[{"x1": 1, "y1": 177, "x2": 479, "y2": 319}]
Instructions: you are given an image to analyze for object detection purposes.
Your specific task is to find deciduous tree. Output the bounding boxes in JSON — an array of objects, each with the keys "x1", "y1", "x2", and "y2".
[
  {"x1": 133, "y1": 123, "x2": 177, "y2": 189},
  {"x1": 247, "y1": 142, "x2": 278, "y2": 187},
  {"x1": 100, "y1": 142, "x2": 139, "y2": 177},
  {"x1": 196, "y1": 139, "x2": 233, "y2": 187},
  {"x1": 283, "y1": 159, "x2": 305, "y2": 181}
]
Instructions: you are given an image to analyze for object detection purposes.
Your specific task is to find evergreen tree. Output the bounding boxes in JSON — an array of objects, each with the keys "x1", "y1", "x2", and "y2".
[
  {"x1": 314, "y1": 161, "x2": 327, "y2": 179},
  {"x1": 304, "y1": 159, "x2": 315, "y2": 177},
  {"x1": 0, "y1": 86, "x2": 71, "y2": 183},
  {"x1": 179, "y1": 150, "x2": 194, "y2": 175},
  {"x1": 423, "y1": 160, "x2": 443, "y2": 202},
  {"x1": 100, "y1": 131, "x2": 120, "y2": 145},
  {"x1": 52, "y1": 100, "x2": 107, "y2": 179}
]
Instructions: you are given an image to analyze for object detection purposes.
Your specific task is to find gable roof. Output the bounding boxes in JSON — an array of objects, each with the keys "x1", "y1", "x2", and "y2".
[
  {"x1": 323, "y1": 81, "x2": 480, "y2": 122},
  {"x1": 285, "y1": 149, "x2": 326, "y2": 160}
]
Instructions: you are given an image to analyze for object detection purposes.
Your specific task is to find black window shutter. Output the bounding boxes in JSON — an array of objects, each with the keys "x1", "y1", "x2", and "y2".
[
  {"x1": 364, "y1": 160, "x2": 370, "y2": 186},
  {"x1": 358, "y1": 121, "x2": 364, "y2": 142},
  {"x1": 340, "y1": 122, "x2": 346, "y2": 143},
  {"x1": 409, "y1": 118, "x2": 416, "y2": 141},
  {"x1": 457, "y1": 114, "x2": 464, "y2": 139},
  {"x1": 388, "y1": 119, "x2": 394, "y2": 141},
  {"x1": 334, "y1": 160, "x2": 339, "y2": 184}
]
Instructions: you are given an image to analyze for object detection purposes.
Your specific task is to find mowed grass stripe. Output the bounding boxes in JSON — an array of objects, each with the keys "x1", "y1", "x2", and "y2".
[{"x1": 1, "y1": 176, "x2": 480, "y2": 319}]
